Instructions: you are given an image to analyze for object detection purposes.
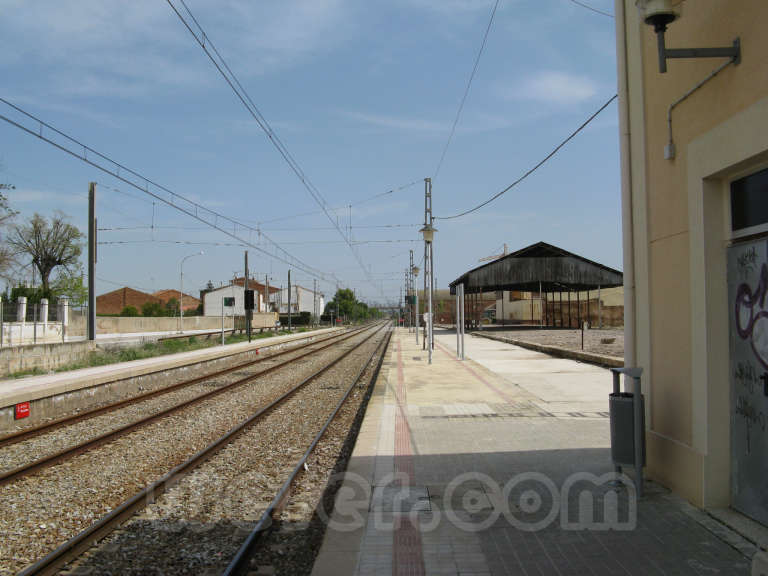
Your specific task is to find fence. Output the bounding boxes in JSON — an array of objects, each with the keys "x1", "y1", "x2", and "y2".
[{"x1": 0, "y1": 298, "x2": 68, "y2": 347}]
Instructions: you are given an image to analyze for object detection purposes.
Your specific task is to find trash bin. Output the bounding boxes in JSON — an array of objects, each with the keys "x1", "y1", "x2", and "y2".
[{"x1": 609, "y1": 392, "x2": 646, "y2": 466}]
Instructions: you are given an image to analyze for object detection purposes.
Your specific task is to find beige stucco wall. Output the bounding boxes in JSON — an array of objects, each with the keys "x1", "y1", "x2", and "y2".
[{"x1": 622, "y1": 0, "x2": 768, "y2": 508}]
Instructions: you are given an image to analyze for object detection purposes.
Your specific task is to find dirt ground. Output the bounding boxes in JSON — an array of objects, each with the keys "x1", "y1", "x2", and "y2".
[{"x1": 492, "y1": 328, "x2": 624, "y2": 359}]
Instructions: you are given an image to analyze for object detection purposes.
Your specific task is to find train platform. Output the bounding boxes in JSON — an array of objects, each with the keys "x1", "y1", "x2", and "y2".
[
  {"x1": 311, "y1": 327, "x2": 755, "y2": 575},
  {"x1": 0, "y1": 327, "x2": 341, "y2": 419}
]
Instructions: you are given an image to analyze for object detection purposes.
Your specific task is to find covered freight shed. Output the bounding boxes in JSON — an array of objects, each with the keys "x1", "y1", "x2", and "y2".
[{"x1": 449, "y1": 241, "x2": 623, "y2": 328}]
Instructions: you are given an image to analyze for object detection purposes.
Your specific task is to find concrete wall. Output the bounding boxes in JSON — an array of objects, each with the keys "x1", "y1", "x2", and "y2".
[
  {"x1": 1, "y1": 322, "x2": 64, "y2": 345},
  {"x1": 0, "y1": 311, "x2": 276, "y2": 377},
  {"x1": 621, "y1": 0, "x2": 768, "y2": 509},
  {"x1": 18, "y1": 313, "x2": 278, "y2": 338},
  {"x1": 0, "y1": 340, "x2": 94, "y2": 377}
]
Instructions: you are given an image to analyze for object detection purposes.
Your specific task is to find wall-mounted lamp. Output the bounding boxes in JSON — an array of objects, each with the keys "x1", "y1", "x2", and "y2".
[{"x1": 636, "y1": 0, "x2": 741, "y2": 73}]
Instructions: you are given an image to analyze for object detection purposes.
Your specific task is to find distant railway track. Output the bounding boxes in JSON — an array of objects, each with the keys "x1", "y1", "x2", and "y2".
[
  {"x1": 9, "y1": 321, "x2": 390, "y2": 576},
  {"x1": 0, "y1": 325, "x2": 370, "y2": 486},
  {"x1": 0, "y1": 326, "x2": 359, "y2": 449}
]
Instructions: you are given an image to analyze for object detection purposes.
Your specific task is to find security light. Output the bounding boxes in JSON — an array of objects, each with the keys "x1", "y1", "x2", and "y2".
[
  {"x1": 420, "y1": 224, "x2": 436, "y2": 243},
  {"x1": 636, "y1": 0, "x2": 740, "y2": 73},
  {"x1": 636, "y1": 0, "x2": 678, "y2": 31}
]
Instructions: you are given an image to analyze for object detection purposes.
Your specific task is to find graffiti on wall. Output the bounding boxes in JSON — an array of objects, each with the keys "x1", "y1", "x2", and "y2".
[{"x1": 731, "y1": 242, "x2": 768, "y2": 458}]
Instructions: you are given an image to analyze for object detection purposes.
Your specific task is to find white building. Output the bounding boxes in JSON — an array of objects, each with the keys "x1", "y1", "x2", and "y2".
[
  {"x1": 272, "y1": 284, "x2": 324, "y2": 316},
  {"x1": 203, "y1": 283, "x2": 256, "y2": 317}
]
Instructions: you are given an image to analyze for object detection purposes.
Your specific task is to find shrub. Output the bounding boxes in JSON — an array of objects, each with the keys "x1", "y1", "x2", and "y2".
[{"x1": 120, "y1": 306, "x2": 139, "y2": 317}]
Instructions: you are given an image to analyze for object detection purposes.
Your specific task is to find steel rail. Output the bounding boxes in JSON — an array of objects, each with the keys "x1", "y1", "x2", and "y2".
[
  {"x1": 0, "y1": 325, "x2": 375, "y2": 486},
  {"x1": 224, "y1": 323, "x2": 393, "y2": 575},
  {"x1": 16, "y1": 321, "x2": 389, "y2": 576},
  {"x1": 0, "y1": 327, "x2": 359, "y2": 450}
]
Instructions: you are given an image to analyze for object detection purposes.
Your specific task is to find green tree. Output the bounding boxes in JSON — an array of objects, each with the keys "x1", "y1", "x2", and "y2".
[
  {"x1": 50, "y1": 268, "x2": 88, "y2": 307},
  {"x1": 8, "y1": 212, "x2": 84, "y2": 294},
  {"x1": 323, "y1": 289, "x2": 377, "y2": 322},
  {"x1": 141, "y1": 301, "x2": 164, "y2": 317},
  {"x1": 165, "y1": 297, "x2": 179, "y2": 317},
  {"x1": 121, "y1": 305, "x2": 139, "y2": 317}
]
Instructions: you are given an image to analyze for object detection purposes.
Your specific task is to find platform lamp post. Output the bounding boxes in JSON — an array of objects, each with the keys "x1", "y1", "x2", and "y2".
[
  {"x1": 179, "y1": 251, "x2": 204, "y2": 333},
  {"x1": 411, "y1": 262, "x2": 420, "y2": 345},
  {"x1": 420, "y1": 221, "x2": 436, "y2": 364}
]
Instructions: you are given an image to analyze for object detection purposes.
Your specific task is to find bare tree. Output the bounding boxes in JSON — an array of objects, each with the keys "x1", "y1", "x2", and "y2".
[
  {"x1": 8, "y1": 212, "x2": 84, "y2": 294},
  {"x1": 0, "y1": 186, "x2": 18, "y2": 281}
]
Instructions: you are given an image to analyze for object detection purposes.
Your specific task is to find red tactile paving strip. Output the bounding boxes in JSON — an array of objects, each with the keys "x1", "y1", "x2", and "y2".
[{"x1": 392, "y1": 338, "x2": 425, "y2": 576}]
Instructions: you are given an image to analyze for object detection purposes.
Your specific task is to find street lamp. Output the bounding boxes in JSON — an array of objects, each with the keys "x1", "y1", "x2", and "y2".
[
  {"x1": 179, "y1": 250, "x2": 204, "y2": 333},
  {"x1": 411, "y1": 264, "x2": 420, "y2": 345},
  {"x1": 420, "y1": 222, "x2": 437, "y2": 364}
]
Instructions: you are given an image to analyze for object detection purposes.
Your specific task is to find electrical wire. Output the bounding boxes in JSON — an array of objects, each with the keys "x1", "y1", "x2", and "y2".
[
  {"x1": 98, "y1": 239, "x2": 420, "y2": 246},
  {"x1": 436, "y1": 94, "x2": 618, "y2": 220},
  {"x1": 566, "y1": 0, "x2": 613, "y2": 18},
  {"x1": 0, "y1": 97, "x2": 341, "y2": 286},
  {"x1": 433, "y1": 0, "x2": 499, "y2": 180},
  {"x1": 166, "y1": 0, "x2": 383, "y2": 295}
]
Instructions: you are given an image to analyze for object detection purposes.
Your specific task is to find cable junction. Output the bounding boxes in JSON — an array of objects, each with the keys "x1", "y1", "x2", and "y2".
[
  {"x1": 166, "y1": 0, "x2": 389, "y2": 296},
  {"x1": 0, "y1": 97, "x2": 342, "y2": 287}
]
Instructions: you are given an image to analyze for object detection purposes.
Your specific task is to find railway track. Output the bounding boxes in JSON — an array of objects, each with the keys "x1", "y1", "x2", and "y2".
[
  {"x1": 0, "y1": 326, "x2": 361, "y2": 449},
  {"x1": 0, "y1": 326, "x2": 390, "y2": 574},
  {"x1": 0, "y1": 325, "x2": 371, "y2": 484}
]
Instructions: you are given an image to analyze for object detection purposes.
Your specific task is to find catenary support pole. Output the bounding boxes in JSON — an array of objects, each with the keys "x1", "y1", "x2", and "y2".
[
  {"x1": 245, "y1": 251, "x2": 251, "y2": 343},
  {"x1": 88, "y1": 182, "x2": 96, "y2": 341},
  {"x1": 287, "y1": 270, "x2": 292, "y2": 333}
]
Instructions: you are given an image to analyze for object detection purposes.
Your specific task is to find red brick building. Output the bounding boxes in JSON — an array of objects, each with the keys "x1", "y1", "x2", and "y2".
[
  {"x1": 96, "y1": 287, "x2": 163, "y2": 315},
  {"x1": 152, "y1": 289, "x2": 200, "y2": 312}
]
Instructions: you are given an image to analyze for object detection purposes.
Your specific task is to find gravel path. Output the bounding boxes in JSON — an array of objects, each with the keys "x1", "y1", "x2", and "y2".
[
  {"x1": 491, "y1": 328, "x2": 624, "y2": 358},
  {"x1": 0, "y1": 329, "x2": 360, "y2": 476},
  {"x1": 0, "y1": 325, "x2": 380, "y2": 576},
  {"x1": 60, "y1": 326, "x2": 390, "y2": 575}
]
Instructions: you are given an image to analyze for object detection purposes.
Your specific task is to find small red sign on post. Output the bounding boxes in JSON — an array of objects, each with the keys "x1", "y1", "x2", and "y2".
[{"x1": 15, "y1": 402, "x2": 30, "y2": 420}]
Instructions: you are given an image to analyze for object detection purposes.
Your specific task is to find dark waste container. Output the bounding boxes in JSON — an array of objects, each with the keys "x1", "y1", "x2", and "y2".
[{"x1": 609, "y1": 392, "x2": 646, "y2": 466}]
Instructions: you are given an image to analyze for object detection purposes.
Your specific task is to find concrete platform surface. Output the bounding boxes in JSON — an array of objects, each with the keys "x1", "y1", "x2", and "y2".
[
  {"x1": 311, "y1": 328, "x2": 754, "y2": 576},
  {"x1": 0, "y1": 327, "x2": 340, "y2": 408}
]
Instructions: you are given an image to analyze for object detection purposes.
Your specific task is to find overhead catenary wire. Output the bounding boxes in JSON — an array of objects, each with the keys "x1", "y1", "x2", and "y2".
[
  {"x1": 433, "y1": 0, "x2": 500, "y2": 180},
  {"x1": 0, "y1": 97, "x2": 341, "y2": 286},
  {"x1": 436, "y1": 94, "x2": 618, "y2": 220},
  {"x1": 98, "y1": 239, "x2": 420, "y2": 246},
  {"x1": 165, "y1": 0, "x2": 385, "y2": 295}
]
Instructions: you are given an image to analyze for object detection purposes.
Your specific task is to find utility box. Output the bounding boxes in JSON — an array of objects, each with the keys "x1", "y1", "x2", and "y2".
[{"x1": 609, "y1": 392, "x2": 646, "y2": 466}]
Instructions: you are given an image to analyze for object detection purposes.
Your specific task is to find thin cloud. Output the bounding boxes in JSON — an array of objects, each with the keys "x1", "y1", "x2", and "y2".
[
  {"x1": 404, "y1": 0, "x2": 497, "y2": 14},
  {"x1": 501, "y1": 71, "x2": 599, "y2": 105},
  {"x1": 0, "y1": 0, "x2": 351, "y2": 99},
  {"x1": 342, "y1": 111, "x2": 448, "y2": 133}
]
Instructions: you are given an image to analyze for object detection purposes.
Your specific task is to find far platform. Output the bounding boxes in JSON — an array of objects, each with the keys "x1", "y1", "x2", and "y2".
[{"x1": 312, "y1": 327, "x2": 753, "y2": 576}]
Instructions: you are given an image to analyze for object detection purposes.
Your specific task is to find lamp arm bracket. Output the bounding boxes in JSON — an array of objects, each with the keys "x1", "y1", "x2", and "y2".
[{"x1": 656, "y1": 30, "x2": 740, "y2": 73}]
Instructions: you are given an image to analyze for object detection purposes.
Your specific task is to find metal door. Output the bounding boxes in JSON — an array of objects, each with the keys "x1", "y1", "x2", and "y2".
[{"x1": 729, "y1": 238, "x2": 768, "y2": 525}]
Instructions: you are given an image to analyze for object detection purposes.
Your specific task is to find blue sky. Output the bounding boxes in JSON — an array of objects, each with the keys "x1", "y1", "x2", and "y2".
[{"x1": 0, "y1": 0, "x2": 620, "y2": 305}]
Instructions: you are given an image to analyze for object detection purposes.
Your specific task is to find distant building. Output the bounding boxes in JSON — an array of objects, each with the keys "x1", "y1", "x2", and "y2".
[
  {"x1": 152, "y1": 289, "x2": 200, "y2": 312},
  {"x1": 274, "y1": 284, "x2": 324, "y2": 316},
  {"x1": 202, "y1": 277, "x2": 280, "y2": 316},
  {"x1": 96, "y1": 287, "x2": 162, "y2": 315}
]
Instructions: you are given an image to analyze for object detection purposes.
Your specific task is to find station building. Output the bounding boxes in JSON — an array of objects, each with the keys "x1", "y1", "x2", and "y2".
[{"x1": 616, "y1": 0, "x2": 768, "y2": 525}]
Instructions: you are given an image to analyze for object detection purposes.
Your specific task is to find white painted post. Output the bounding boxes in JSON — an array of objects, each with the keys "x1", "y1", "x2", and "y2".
[
  {"x1": 40, "y1": 298, "x2": 49, "y2": 338},
  {"x1": 17, "y1": 296, "x2": 27, "y2": 345},
  {"x1": 59, "y1": 297, "x2": 69, "y2": 343}
]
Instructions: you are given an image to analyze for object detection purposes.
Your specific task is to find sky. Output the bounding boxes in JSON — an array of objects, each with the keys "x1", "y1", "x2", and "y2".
[{"x1": 0, "y1": 0, "x2": 621, "y2": 306}]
